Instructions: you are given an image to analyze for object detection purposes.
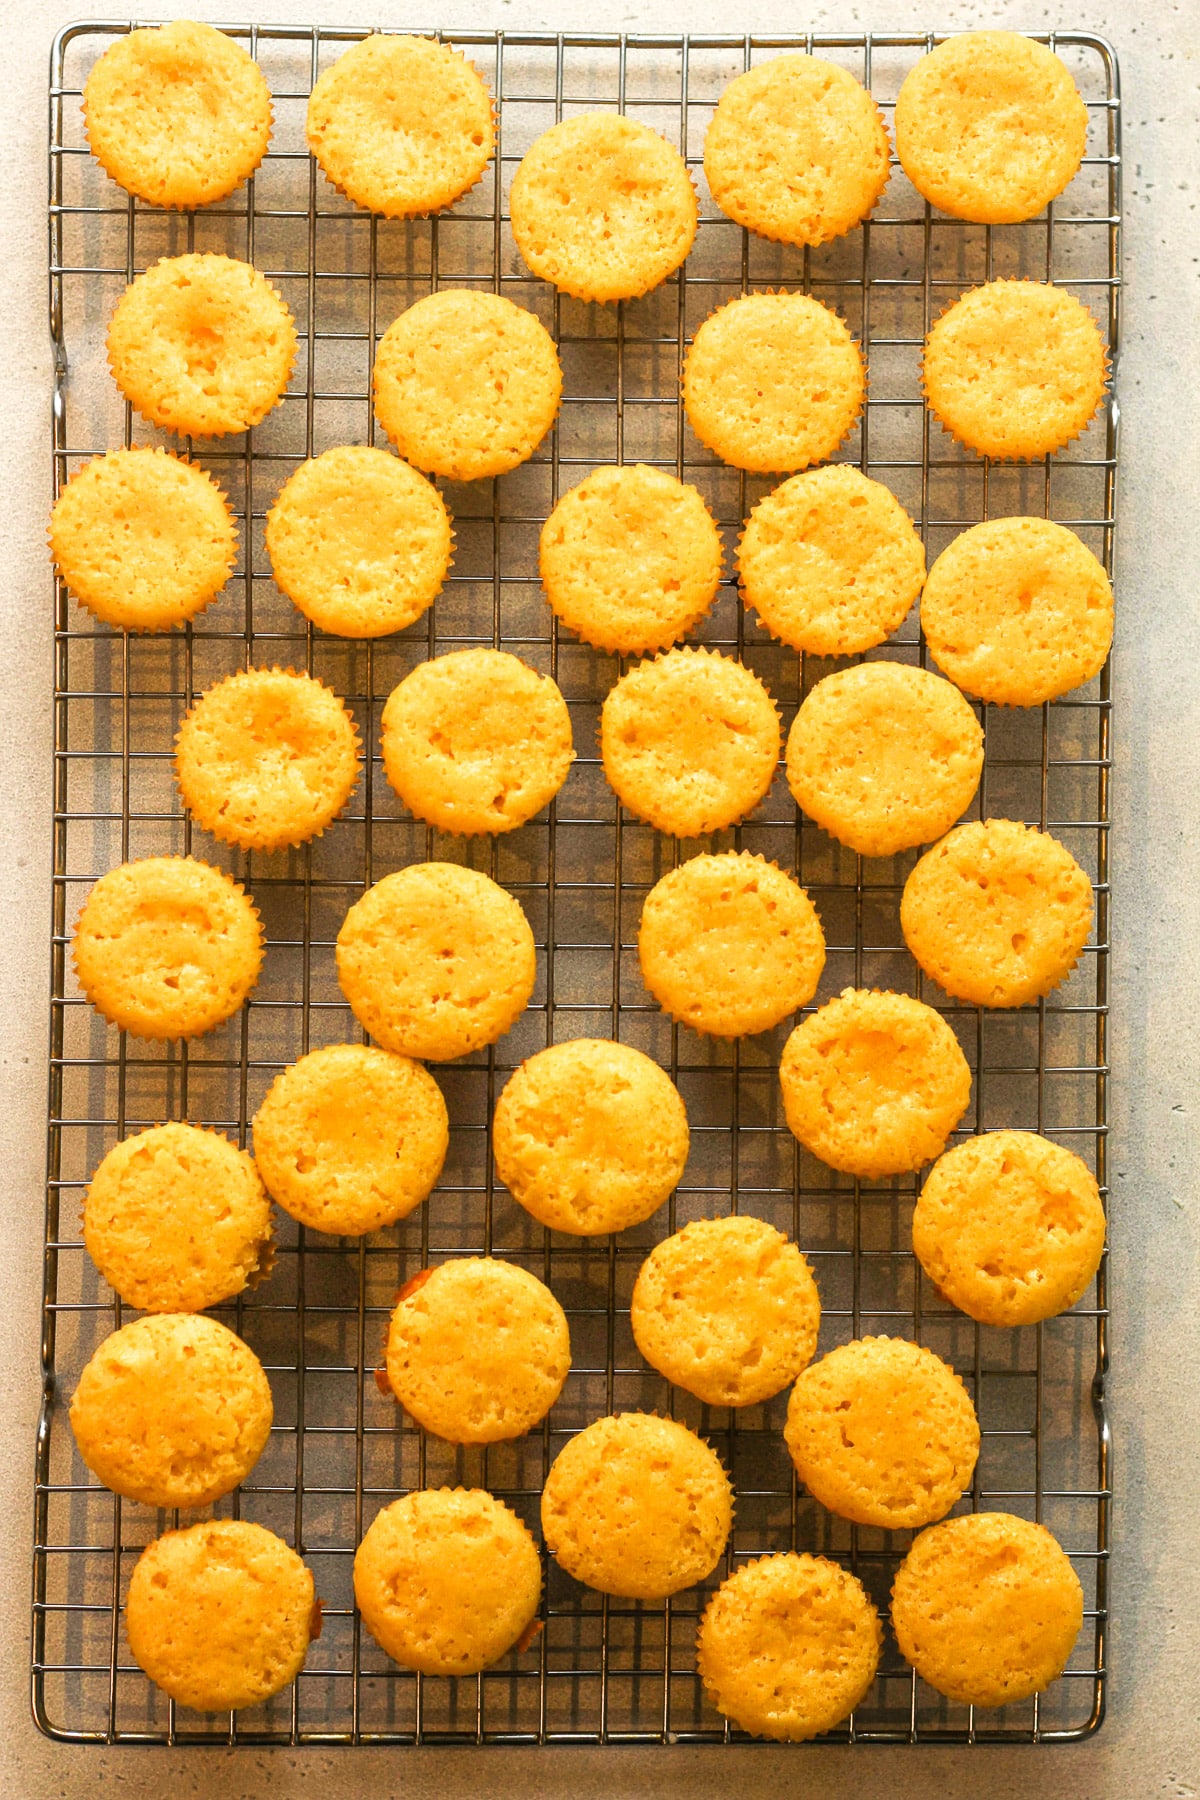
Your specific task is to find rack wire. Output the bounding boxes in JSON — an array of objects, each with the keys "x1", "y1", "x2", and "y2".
[{"x1": 36, "y1": 20, "x2": 1119, "y2": 1748}]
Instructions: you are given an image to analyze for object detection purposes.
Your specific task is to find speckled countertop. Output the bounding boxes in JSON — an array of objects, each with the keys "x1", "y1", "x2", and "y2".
[{"x1": 1, "y1": 1, "x2": 1197, "y2": 1795}]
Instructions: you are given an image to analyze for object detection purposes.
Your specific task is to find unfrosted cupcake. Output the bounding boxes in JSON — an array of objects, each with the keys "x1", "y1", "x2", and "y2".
[
  {"x1": 175, "y1": 668, "x2": 361, "y2": 851},
  {"x1": 511, "y1": 113, "x2": 696, "y2": 301},
  {"x1": 252, "y1": 1043, "x2": 448, "y2": 1235},
  {"x1": 355, "y1": 1488, "x2": 541, "y2": 1675},
  {"x1": 73, "y1": 857, "x2": 264, "y2": 1041},
  {"x1": 306, "y1": 35, "x2": 494, "y2": 218},
  {"x1": 600, "y1": 647, "x2": 780, "y2": 837},
  {"x1": 49, "y1": 448, "x2": 236, "y2": 632},
  {"x1": 83, "y1": 1122, "x2": 272, "y2": 1312},
  {"x1": 539, "y1": 464, "x2": 723, "y2": 654},
  {"x1": 541, "y1": 1414, "x2": 731, "y2": 1599},
  {"x1": 381, "y1": 648, "x2": 574, "y2": 834},
  {"x1": 83, "y1": 20, "x2": 271, "y2": 209},
  {"x1": 70, "y1": 1313, "x2": 273, "y2": 1509},
  {"x1": 126, "y1": 1521, "x2": 316, "y2": 1712},
  {"x1": 492, "y1": 1038, "x2": 690, "y2": 1236},
  {"x1": 698, "y1": 1554, "x2": 881, "y2": 1740},
  {"x1": 684, "y1": 292, "x2": 864, "y2": 473},
  {"x1": 265, "y1": 445, "x2": 452, "y2": 638},
  {"x1": 374, "y1": 290, "x2": 561, "y2": 480},
  {"x1": 383, "y1": 1257, "x2": 570, "y2": 1442},
  {"x1": 704, "y1": 55, "x2": 889, "y2": 246},
  {"x1": 107, "y1": 253, "x2": 297, "y2": 438}
]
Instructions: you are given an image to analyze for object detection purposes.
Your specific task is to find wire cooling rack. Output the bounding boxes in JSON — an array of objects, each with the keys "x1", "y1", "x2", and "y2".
[{"x1": 36, "y1": 20, "x2": 1120, "y2": 1749}]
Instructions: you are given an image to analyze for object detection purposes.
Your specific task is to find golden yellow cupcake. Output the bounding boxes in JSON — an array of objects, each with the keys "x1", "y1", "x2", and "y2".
[
  {"x1": 891, "y1": 1512, "x2": 1084, "y2": 1707},
  {"x1": 265, "y1": 446, "x2": 452, "y2": 639},
  {"x1": 381, "y1": 648, "x2": 574, "y2": 835},
  {"x1": 175, "y1": 668, "x2": 361, "y2": 852},
  {"x1": 785, "y1": 661, "x2": 983, "y2": 858},
  {"x1": 83, "y1": 1122, "x2": 272, "y2": 1313},
  {"x1": 384, "y1": 1257, "x2": 570, "y2": 1442},
  {"x1": 895, "y1": 32, "x2": 1088, "y2": 224},
  {"x1": 785, "y1": 1336, "x2": 980, "y2": 1529},
  {"x1": 83, "y1": 20, "x2": 271, "y2": 209},
  {"x1": 779, "y1": 988, "x2": 971, "y2": 1179},
  {"x1": 704, "y1": 55, "x2": 889, "y2": 247},
  {"x1": 923, "y1": 280, "x2": 1106, "y2": 461},
  {"x1": 541, "y1": 1413, "x2": 732, "y2": 1599},
  {"x1": 252, "y1": 1043, "x2": 448, "y2": 1235},
  {"x1": 511, "y1": 112, "x2": 696, "y2": 302},
  {"x1": 492, "y1": 1038, "x2": 689, "y2": 1236},
  {"x1": 70, "y1": 1313, "x2": 273, "y2": 1509},
  {"x1": 914, "y1": 1131, "x2": 1106, "y2": 1326},
  {"x1": 698, "y1": 1554, "x2": 882, "y2": 1741},
  {"x1": 901, "y1": 819, "x2": 1094, "y2": 1008},
  {"x1": 126, "y1": 1521, "x2": 316, "y2": 1713},
  {"x1": 355, "y1": 1488, "x2": 541, "y2": 1675},
  {"x1": 306, "y1": 35, "x2": 494, "y2": 219},
  {"x1": 539, "y1": 464, "x2": 723, "y2": 654},
  {"x1": 601, "y1": 648, "x2": 780, "y2": 837},
  {"x1": 737, "y1": 464, "x2": 925, "y2": 657},
  {"x1": 631, "y1": 1215, "x2": 820, "y2": 1407},
  {"x1": 336, "y1": 862, "x2": 536, "y2": 1061},
  {"x1": 638, "y1": 851, "x2": 826, "y2": 1038},
  {"x1": 107, "y1": 253, "x2": 297, "y2": 439},
  {"x1": 921, "y1": 516, "x2": 1114, "y2": 706},
  {"x1": 49, "y1": 448, "x2": 236, "y2": 633},
  {"x1": 374, "y1": 290, "x2": 561, "y2": 481},
  {"x1": 683, "y1": 292, "x2": 864, "y2": 474},
  {"x1": 73, "y1": 857, "x2": 264, "y2": 1041}
]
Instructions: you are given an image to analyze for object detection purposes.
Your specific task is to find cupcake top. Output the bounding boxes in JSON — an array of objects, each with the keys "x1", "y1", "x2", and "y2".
[
  {"x1": 73, "y1": 856, "x2": 264, "y2": 1041},
  {"x1": 83, "y1": 1121, "x2": 272, "y2": 1313},
  {"x1": 785, "y1": 660, "x2": 984, "y2": 859},
  {"x1": 737, "y1": 464, "x2": 925, "y2": 658},
  {"x1": 83, "y1": 20, "x2": 271, "y2": 209},
  {"x1": 785, "y1": 1336, "x2": 980, "y2": 1529},
  {"x1": 306, "y1": 35, "x2": 494, "y2": 218},
  {"x1": 174, "y1": 668, "x2": 361, "y2": 852},
  {"x1": 684, "y1": 292, "x2": 864, "y2": 474},
  {"x1": 638, "y1": 851, "x2": 826, "y2": 1038},
  {"x1": 920, "y1": 515, "x2": 1114, "y2": 707},
  {"x1": 913, "y1": 1130, "x2": 1106, "y2": 1326},
  {"x1": 70, "y1": 1313, "x2": 273, "y2": 1509},
  {"x1": 381, "y1": 648, "x2": 574, "y2": 835},
  {"x1": 336, "y1": 862, "x2": 536, "y2": 1061},
  {"x1": 895, "y1": 32, "x2": 1088, "y2": 224},
  {"x1": 631, "y1": 1214, "x2": 820, "y2": 1407},
  {"x1": 126, "y1": 1521, "x2": 316, "y2": 1713},
  {"x1": 107, "y1": 253, "x2": 297, "y2": 439},
  {"x1": 252, "y1": 1043, "x2": 448, "y2": 1236},
  {"x1": 779, "y1": 987, "x2": 972, "y2": 1179},
  {"x1": 511, "y1": 112, "x2": 696, "y2": 302},
  {"x1": 374, "y1": 290, "x2": 561, "y2": 481},
  {"x1": 384, "y1": 1257, "x2": 571, "y2": 1443},
  {"x1": 923, "y1": 280, "x2": 1106, "y2": 461},
  {"x1": 704, "y1": 54, "x2": 889, "y2": 247},
  {"x1": 539, "y1": 464, "x2": 723, "y2": 655},
  {"x1": 891, "y1": 1511, "x2": 1084, "y2": 1707},
  {"x1": 541, "y1": 1413, "x2": 732, "y2": 1599},
  {"x1": 265, "y1": 446, "x2": 452, "y2": 639},
  {"x1": 901, "y1": 818, "x2": 1094, "y2": 1007},
  {"x1": 492, "y1": 1038, "x2": 690, "y2": 1237},
  {"x1": 49, "y1": 448, "x2": 236, "y2": 633},
  {"x1": 698, "y1": 1553, "x2": 882, "y2": 1740},
  {"x1": 600, "y1": 647, "x2": 780, "y2": 838},
  {"x1": 354, "y1": 1488, "x2": 542, "y2": 1676}
]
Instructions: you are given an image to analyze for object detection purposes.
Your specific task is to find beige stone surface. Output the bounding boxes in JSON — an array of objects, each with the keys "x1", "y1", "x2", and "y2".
[{"x1": 1, "y1": 0, "x2": 1197, "y2": 1794}]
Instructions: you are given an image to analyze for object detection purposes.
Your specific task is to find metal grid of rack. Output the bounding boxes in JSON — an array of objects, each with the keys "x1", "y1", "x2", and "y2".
[{"x1": 36, "y1": 21, "x2": 1119, "y2": 1747}]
